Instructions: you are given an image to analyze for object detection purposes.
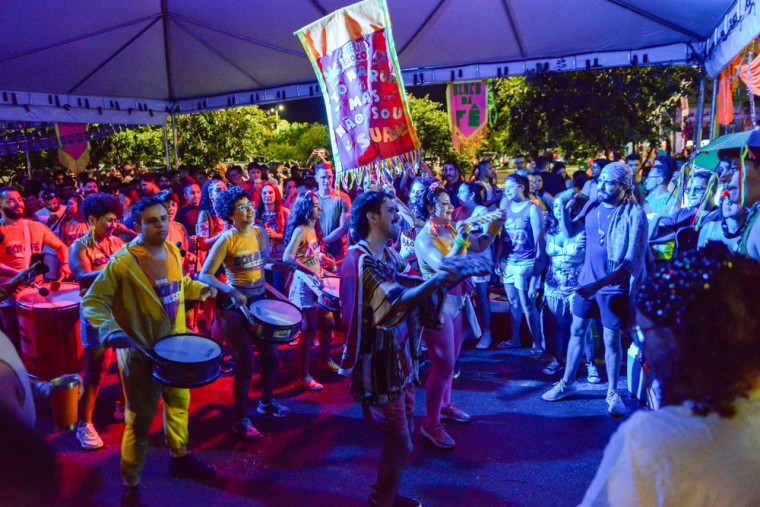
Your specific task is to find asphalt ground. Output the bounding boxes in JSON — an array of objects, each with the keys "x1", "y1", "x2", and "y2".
[{"x1": 36, "y1": 332, "x2": 638, "y2": 507}]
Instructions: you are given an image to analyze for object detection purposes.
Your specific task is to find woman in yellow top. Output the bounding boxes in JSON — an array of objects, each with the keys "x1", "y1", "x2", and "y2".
[
  {"x1": 282, "y1": 192, "x2": 338, "y2": 393},
  {"x1": 200, "y1": 186, "x2": 287, "y2": 440},
  {"x1": 414, "y1": 181, "x2": 503, "y2": 449}
]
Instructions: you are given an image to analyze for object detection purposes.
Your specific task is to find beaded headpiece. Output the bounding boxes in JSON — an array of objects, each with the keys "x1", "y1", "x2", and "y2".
[{"x1": 634, "y1": 245, "x2": 738, "y2": 327}]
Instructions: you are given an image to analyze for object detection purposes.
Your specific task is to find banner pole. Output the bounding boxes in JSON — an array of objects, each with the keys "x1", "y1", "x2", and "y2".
[
  {"x1": 163, "y1": 123, "x2": 171, "y2": 172},
  {"x1": 171, "y1": 111, "x2": 179, "y2": 170},
  {"x1": 708, "y1": 76, "x2": 718, "y2": 141},
  {"x1": 694, "y1": 66, "x2": 707, "y2": 147}
]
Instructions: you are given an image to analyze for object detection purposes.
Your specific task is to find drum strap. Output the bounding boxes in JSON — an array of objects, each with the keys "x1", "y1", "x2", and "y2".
[{"x1": 22, "y1": 219, "x2": 32, "y2": 267}]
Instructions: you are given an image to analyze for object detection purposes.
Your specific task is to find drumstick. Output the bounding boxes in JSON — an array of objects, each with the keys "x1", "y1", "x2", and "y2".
[{"x1": 264, "y1": 282, "x2": 291, "y2": 304}]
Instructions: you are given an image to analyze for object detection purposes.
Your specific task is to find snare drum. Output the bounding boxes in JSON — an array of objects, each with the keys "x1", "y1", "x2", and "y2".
[
  {"x1": 151, "y1": 334, "x2": 222, "y2": 388},
  {"x1": 16, "y1": 282, "x2": 83, "y2": 380},
  {"x1": 248, "y1": 299, "x2": 303, "y2": 344},
  {"x1": 317, "y1": 276, "x2": 340, "y2": 312}
]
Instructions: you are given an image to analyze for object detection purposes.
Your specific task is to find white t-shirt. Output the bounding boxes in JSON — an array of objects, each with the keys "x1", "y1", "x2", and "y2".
[{"x1": 582, "y1": 389, "x2": 760, "y2": 507}]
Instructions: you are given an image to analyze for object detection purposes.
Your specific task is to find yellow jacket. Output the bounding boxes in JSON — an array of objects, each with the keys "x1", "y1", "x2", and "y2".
[{"x1": 82, "y1": 240, "x2": 209, "y2": 349}]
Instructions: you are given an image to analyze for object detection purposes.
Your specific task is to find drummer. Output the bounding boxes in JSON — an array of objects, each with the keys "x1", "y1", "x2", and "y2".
[
  {"x1": 69, "y1": 193, "x2": 125, "y2": 450},
  {"x1": 82, "y1": 196, "x2": 217, "y2": 495},
  {"x1": 283, "y1": 192, "x2": 339, "y2": 393},
  {"x1": 199, "y1": 186, "x2": 288, "y2": 440},
  {"x1": 0, "y1": 186, "x2": 71, "y2": 347}
]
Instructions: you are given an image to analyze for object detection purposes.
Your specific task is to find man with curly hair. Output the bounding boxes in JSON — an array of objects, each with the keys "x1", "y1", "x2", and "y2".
[
  {"x1": 70, "y1": 193, "x2": 125, "y2": 449},
  {"x1": 340, "y1": 190, "x2": 488, "y2": 507}
]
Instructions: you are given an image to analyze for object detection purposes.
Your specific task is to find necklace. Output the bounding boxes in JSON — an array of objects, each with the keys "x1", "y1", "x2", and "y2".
[
  {"x1": 721, "y1": 209, "x2": 748, "y2": 239},
  {"x1": 596, "y1": 205, "x2": 614, "y2": 245}
]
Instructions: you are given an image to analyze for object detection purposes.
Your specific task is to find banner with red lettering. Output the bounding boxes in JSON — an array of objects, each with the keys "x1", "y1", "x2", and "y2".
[
  {"x1": 55, "y1": 123, "x2": 90, "y2": 174},
  {"x1": 446, "y1": 80, "x2": 488, "y2": 154},
  {"x1": 296, "y1": 0, "x2": 420, "y2": 189}
]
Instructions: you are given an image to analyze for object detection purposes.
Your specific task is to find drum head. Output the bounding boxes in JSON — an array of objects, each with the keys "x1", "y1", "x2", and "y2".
[
  {"x1": 250, "y1": 299, "x2": 302, "y2": 326},
  {"x1": 16, "y1": 282, "x2": 80, "y2": 309},
  {"x1": 153, "y1": 334, "x2": 221, "y2": 363},
  {"x1": 322, "y1": 277, "x2": 340, "y2": 296}
]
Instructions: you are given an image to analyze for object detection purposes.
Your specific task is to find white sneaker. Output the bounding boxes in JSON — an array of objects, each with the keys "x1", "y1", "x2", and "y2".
[
  {"x1": 542, "y1": 379, "x2": 577, "y2": 401},
  {"x1": 607, "y1": 392, "x2": 626, "y2": 417},
  {"x1": 76, "y1": 422, "x2": 104, "y2": 450},
  {"x1": 475, "y1": 332, "x2": 492, "y2": 350},
  {"x1": 586, "y1": 362, "x2": 601, "y2": 384}
]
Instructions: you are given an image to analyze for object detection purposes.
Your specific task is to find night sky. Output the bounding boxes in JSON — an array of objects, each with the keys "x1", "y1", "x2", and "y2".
[{"x1": 272, "y1": 84, "x2": 447, "y2": 124}]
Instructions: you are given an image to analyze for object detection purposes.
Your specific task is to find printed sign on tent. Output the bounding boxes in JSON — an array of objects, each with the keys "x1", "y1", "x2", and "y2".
[
  {"x1": 55, "y1": 123, "x2": 90, "y2": 174},
  {"x1": 447, "y1": 80, "x2": 488, "y2": 154},
  {"x1": 296, "y1": 0, "x2": 420, "y2": 189}
]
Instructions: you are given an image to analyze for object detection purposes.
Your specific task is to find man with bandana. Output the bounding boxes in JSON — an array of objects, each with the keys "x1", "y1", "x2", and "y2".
[{"x1": 542, "y1": 162, "x2": 648, "y2": 416}]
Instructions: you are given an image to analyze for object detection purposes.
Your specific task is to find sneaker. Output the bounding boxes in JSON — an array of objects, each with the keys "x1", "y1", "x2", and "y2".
[
  {"x1": 168, "y1": 454, "x2": 216, "y2": 481},
  {"x1": 121, "y1": 485, "x2": 143, "y2": 507},
  {"x1": 221, "y1": 359, "x2": 235, "y2": 374},
  {"x1": 496, "y1": 340, "x2": 521, "y2": 350},
  {"x1": 319, "y1": 359, "x2": 340, "y2": 372},
  {"x1": 256, "y1": 399, "x2": 291, "y2": 418},
  {"x1": 607, "y1": 392, "x2": 626, "y2": 417},
  {"x1": 529, "y1": 347, "x2": 544, "y2": 359},
  {"x1": 113, "y1": 401, "x2": 125, "y2": 421},
  {"x1": 541, "y1": 358, "x2": 562, "y2": 376},
  {"x1": 475, "y1": 332, "x2": 492, "y2": 349},
  {"x1": 586, "y1": 362, "x2": 601, "y2": 384},
  {"x1": 296, "y1": 376, "x2": 324, "y2": 391},
  {"x1": 440, "y1": 404, "x2": 471, "y2": 423},
  {"x1": 368, "y1": 491, "x2": 423, "y2": 507},
  {"x1": 232, "y1": 418, "x2": 262, "y2": 440},
  {"x1": 420, "y1": 423, "x2": 455, "y2": 449},
  {"x1": 541, "y1": 379, "x2": 578, "y2": 401},
  {"x1": 76, "y1": 422, "x2": 104, "y2": 450}
]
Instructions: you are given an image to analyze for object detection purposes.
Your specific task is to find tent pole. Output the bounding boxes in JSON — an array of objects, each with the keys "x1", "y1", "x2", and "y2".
[
  {"x1": 694, "y1": 66, "x2": 706, "y2": 148},
  {"x1": 171, "y1": 111, "x2": 178, "y2": 170},
  {"x1": 708, "y1": 76, "x2": 718, "y2": 141},
  {"x1": 747, "y1": 51, "x2": 757, "y2": 127},
  {"x1": 163, "y1": 123, "x2": 171, "y2": 172}
]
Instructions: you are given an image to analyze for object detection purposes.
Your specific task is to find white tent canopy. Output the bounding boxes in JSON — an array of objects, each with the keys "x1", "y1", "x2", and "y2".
[{"x1": 0, "y1": 0, "x2": 749, "y2": 126}]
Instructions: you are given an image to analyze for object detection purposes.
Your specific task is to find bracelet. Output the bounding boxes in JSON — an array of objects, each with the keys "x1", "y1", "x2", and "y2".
[{"x1": 454, "y1": 237, "x2": 470, "y2": 249}]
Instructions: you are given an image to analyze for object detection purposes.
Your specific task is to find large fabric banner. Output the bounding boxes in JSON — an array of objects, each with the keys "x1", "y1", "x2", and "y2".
[
  {"x1": 296, "y1": 0, "x2": 420, "y2": 189},
  {"x1": 55, "y1": 123, "x2": 90, "y2": 174},
  {"x1": 446, "y1": 80, "x2": 488, "y2": 153}
]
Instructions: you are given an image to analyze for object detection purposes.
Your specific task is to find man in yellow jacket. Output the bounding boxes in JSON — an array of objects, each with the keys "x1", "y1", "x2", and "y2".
[{"x1": 83, "y1": 196, "x2": 217, "y2": 497}]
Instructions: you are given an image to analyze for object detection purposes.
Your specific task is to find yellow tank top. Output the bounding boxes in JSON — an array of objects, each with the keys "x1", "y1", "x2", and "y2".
[{"x1": 221, "y1": 228, "x2": 266, "y2": 289}]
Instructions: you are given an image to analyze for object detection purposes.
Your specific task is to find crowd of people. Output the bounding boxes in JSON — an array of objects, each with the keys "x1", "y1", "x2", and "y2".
[{"x1": 1, "y1": 146, "x2": 760, "y2": 506}]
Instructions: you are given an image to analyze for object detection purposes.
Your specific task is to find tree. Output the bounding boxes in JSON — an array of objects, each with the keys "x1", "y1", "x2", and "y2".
[
  {"x1": 406, "y1": 93, "x2": 467, "y2": 166},
  {"x1": 175, "y1": 107, "x2": 275, "y2": 168},
  {"x1": 89, "y1": 126, "x2": 164, "y2": 168},
  {"x1": 263, "y1": 121, "x2": 330, "y2": 164},
  {"x1": 488, "y1": 67, "x2": 700, "y2": 161}
]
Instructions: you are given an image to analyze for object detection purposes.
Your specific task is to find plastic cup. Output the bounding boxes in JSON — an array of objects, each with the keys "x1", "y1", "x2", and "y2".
[{"x1": 48, "y1": 374, "x2": 81, "y2": 431}]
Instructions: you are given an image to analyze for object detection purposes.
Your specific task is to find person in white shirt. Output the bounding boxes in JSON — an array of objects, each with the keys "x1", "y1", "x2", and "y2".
[{"x1": 582, "y1": 245, "x2": 760, "y2": 506}]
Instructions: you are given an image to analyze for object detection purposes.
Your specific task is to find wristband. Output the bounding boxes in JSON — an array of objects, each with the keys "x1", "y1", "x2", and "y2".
[{"x1": 454, "y1": 237, "x2": 470, "y2": 249}]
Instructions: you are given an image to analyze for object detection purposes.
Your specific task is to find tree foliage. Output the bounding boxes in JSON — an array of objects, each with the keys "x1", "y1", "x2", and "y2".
[
  {"x1": 488, "y1": 67, "x2": 700, "y2": 161},
  {"x1": 406, "y1": 93, "x2": 466, "y2": 165},
  {"x1": 265, "y1": 121, "x2": 330, "y2": 164}
]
